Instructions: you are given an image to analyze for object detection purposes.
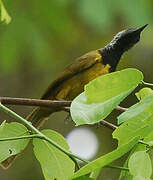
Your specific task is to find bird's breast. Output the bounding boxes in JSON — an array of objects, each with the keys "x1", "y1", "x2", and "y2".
[{"x1": 55, "y1": 62, "x2": 111, "y2": 100}]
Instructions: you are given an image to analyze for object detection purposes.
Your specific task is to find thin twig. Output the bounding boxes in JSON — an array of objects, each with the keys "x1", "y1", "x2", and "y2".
[
  {"x1": 106, "y1": 165, "x2": 129, "y2": 171},
  {"x1": 115, "y1": 106, "x2": 128, "y2": 112},
  {"x1": 100, "y1": 120, "x2": 117, "y2": 130}
]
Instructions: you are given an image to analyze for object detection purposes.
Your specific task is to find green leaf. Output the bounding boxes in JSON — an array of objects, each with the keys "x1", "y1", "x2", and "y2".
[
  {"x1": 71, "y1": 137, "x2": 139, "y2": 179},
  {"x1": 118, "y1": 94, "x2": 153, "y2": 125},
  {"x1": 71, "y1": 68, "x2": 143, "y2": 126},
  {"x1": 85, "y1": 68, "x2": 143, "y2": 103},
  {"x1": 128, "y1": 151, "x2": 152, "y2": 179},
  {"x1": 0, "y1": 0, "x2": 11, "y2": 24},
  {"x1": 119, "y1": 144, "x2": 146, "y2": 180},
  {"x1": 70, "y1": 90, "x2": 132, "y2": 125},
  {"x1": 114, "y1": 94, "x2": 153, "y2": 146},
  {"x1": 73, "y1": 176, "x2": 95, "y2": 180},
  {"x1": 135, "y1": 88, "x2": 153, "y2": 101},
  {"x1": 33, "y1": 129, "x2": 75, "y2": 180},
  {"x1": 0, "y1": 122, "x2": 30, "y2": 163}
]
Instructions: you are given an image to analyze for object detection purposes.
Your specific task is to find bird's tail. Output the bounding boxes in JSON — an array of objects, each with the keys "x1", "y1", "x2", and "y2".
[
  {"x1": 26, "y1": 107, "x2": 54, "y2": 129},
  {"x1": 0, "y1": 107, "x2": 55, "y2": 169}
]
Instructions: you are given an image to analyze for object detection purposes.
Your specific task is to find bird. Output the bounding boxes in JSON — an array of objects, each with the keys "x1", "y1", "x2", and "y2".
[
  {"x1": 27, "y1": 24, "x2": 148, "y2": 129},
  {"x1": 1, "y1": 24, "x2": 148, "y2": 169}
]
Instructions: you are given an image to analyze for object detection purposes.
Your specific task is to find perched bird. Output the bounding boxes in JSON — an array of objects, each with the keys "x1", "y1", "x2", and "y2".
[
  {"x1": 27, "y1": 24, "x2": 148, "y2": 129},
  {"x1": 0, "y1": 24, "x2": 148, "y2": 169}
]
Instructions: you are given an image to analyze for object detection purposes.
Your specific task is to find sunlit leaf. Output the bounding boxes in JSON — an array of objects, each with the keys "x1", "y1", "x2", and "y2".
[
  {"x1": 118, "y1": 94, "x2": 153, "y2": 125},
  {"x1": 85, "y1": 68, "x2": 143, "y2": 103},
  {"x1": 71, "y1": 90, "x2": 132, "y2": 126},
  {"x1": 119, "y1": 144, "x2": 146, "y2": 180},
  {"x1": 0, "y1": 121, "x2": 30, "y2": 163},
  {"x1": 71, "y1": 69, "x2": 143, "y2": 125},
  {"x1": 114, "y1": 94, "x2": 153, "y2": 146},
  {"x1": 128, "y1": 151, "x2": 152, "y2": 179},
  {"x1": 33, "y1": 129, "x2": 75, "y2": 180}
]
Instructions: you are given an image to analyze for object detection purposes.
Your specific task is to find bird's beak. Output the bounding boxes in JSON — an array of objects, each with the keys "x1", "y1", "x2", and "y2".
[{"x1": 135, "y1": 24, "x2": 148, "y2": 33}]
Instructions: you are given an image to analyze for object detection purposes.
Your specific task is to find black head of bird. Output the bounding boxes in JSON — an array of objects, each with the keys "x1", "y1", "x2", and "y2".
[
  {"x1": 100, "y1": 24, "x2": 148, "y2": 72},
  {"x1": 109, "y1": 24, "x2": 148, "y2": 52}
]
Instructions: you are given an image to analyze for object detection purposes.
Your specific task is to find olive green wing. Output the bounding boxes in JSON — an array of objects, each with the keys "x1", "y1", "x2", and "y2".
[{"x1": 42, "y1": 50, "x2": 102, "y2": 99}]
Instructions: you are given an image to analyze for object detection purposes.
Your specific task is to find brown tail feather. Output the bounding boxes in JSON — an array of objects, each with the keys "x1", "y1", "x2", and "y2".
[{"x1": 1, "y1": 107, "x2": 55, "y2": 169}]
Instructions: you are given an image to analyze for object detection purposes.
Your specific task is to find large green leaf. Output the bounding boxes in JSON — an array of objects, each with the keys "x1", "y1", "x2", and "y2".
[
  {"x1": 128, "y1": 151, "x2": 152, "y2": 179},
  {"x1": 0, "y1": 121, "x2": 30, "y2": 163},
  {"x1": 33, "y1": 129, "x2": 75, "y2": 180},
  {"x1": 71, "y1": 137, "x2": 139, "y2": 179},
  {"x1": 85, "y1": 68, "x2": 143, "y2": 103},
  {"x1": 71, "y1": 68, "x2": 143, "y2": 126},
  {"x1": 114, "y1": 94, "x2": 153, "y2": 146},
  {"x1": 71, "y1": 90, "x2": 132, "y2": 125}
]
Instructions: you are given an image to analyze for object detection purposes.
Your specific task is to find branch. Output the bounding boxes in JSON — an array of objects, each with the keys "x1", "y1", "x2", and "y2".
[
  {"x1": 100, "y1": 120, "x2": 117, "y2": 130},
  {"x1": 0, "y1": 97, "x2": 71, "y2": 108},
  {"x1": 0, "y1": 97, "x2": 127, "y2": 112},
  {"x1": 115, "y1": 106, "x2": 128, "y2": 112},
  {"x1": 0, "y1": 97, "x2": 127, "y2": 131}
]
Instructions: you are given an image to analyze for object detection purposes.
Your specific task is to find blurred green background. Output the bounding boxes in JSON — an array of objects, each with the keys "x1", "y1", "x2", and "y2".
[{"x1": 0, "y1": 0, "x2": 153, "y2": 179}]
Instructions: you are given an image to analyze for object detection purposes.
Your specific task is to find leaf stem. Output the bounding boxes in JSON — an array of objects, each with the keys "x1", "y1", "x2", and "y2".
[
  {"x1": 0, "y1": 134, "x2": 42, "y2": 141},
  {"x1": 142, "y1": 81, "x2": 153, "y2": 87},
  {"x1": 138, "y1": 140, "x2": 150, "y2": 147},
  {"x1": 106, "y1": 165, "x2": 129, "y2": 171}
]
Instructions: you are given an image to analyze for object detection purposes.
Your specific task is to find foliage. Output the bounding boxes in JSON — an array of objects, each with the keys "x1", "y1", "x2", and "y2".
[
  {"x1": 0, "y1": 1, "x2": 153, "y2": 179},
  {"x1": 71, "y1": 69, "x2": 143, "y2": 125},
  {"x1": 128, "y1": 151, "x2": 152, "y2": 180},
  {"x1": 0, "y1": 68, "x2": 153, "y2": 180},
  {"x1": 0, "y1": 121, "x2": 29, "y2": 162},
  {"x1": 33, "y1": 129, "x2": 75, "y2": 180}
]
